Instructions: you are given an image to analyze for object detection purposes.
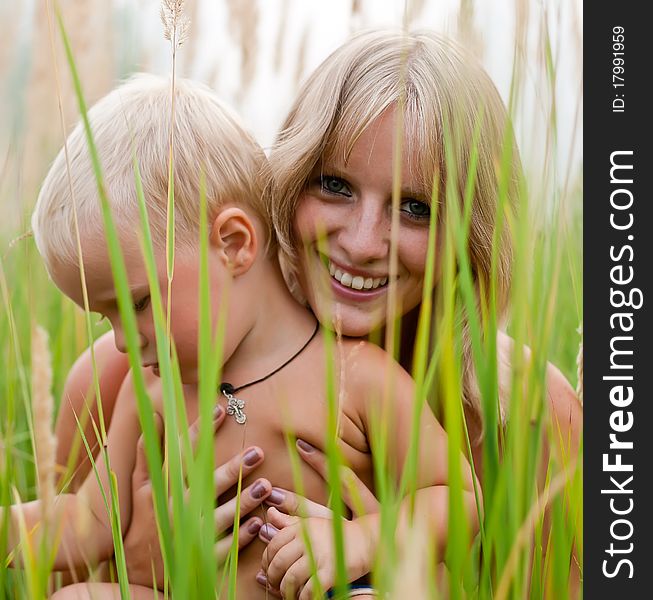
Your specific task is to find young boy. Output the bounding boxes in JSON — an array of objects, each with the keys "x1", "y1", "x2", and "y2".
[{"x1": 7, "y1": 74, "x2": 478, "y2": 599}]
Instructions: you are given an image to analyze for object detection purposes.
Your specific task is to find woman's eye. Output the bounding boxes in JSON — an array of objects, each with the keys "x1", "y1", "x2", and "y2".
[
  {"x1": 133, "y1": 295, "x2": 151, "y2": 312},
  {"x1": 400, "y1": 199, "x2": 431, "y2": 220},
  {"x1": 320, "y1": 176, "x2": 352, "y2": 197}
]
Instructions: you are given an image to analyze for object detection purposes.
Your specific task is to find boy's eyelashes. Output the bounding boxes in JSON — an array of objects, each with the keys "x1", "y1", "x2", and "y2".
[{"x1": 133, "y1": 295, "x2": 151, "y2": 313}]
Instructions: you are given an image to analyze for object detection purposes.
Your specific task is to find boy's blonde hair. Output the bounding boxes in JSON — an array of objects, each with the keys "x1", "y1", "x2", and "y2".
[
  {"x1": 271, "y1": 29, "x2": 522, "y2": 418},
  {"x1": 32, "y1": 74, "x2": 273, "y2": 267}
]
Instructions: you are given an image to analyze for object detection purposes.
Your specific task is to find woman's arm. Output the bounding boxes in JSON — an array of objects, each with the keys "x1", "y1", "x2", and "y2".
[
  {"x1": 5, "y1": 369, "x2": 145, "y2": 571},
  {"x1": 122, "y1": 407, "x2": 275, "y2": 590},
  {"x1": 258, "y1": 344, "x2": 480, "y2": 597}
]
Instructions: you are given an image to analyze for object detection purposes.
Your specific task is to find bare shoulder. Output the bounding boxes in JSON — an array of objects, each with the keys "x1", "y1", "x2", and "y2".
[
  {"x1": 339, "y1": 339, "x2": 413, "y2": 389},
  {"x1": 496, "y1": 331, "x2": 582, "y2": 453},
  {"x1": 543, "y1": 357, "x2": 583, "y2": 455},
  {"x1": 337, "y1": 338, "x2": 415, "y2": 418}
]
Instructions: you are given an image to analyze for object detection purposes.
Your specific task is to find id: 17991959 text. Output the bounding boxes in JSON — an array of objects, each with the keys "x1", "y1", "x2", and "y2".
[{"x1": 612, "y1": 26, "x2": 625, "y2": 113}]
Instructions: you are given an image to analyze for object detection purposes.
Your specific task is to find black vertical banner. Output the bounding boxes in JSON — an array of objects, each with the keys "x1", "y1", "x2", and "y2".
[{"x1": 585, "y1": 4, "x2": 652, "y2": 597}]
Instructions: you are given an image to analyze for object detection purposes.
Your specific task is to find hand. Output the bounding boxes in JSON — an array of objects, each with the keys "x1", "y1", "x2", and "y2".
[
  {"x1": 123, "y1": 407, "x2": 272, "y2": 589},
  {"x1": 255, "y1": 439, "x2": 380, "y2": 597},
  {"x1": 259, "y1": 508, "x2": 373, "y2": 600},
  {"x1": 265, "y1": 439, "x2": 379, "y2": 519}
]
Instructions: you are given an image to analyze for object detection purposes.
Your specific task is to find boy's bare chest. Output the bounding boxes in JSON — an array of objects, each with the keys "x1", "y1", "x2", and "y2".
[{"x1": 149, "y1": 371, "x2": 374, "y2": 503}]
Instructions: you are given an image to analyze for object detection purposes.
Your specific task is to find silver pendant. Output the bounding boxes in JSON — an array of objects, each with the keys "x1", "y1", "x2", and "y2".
[{"x1": 223, "y1": 389, "x2": 246, "y2": 424}]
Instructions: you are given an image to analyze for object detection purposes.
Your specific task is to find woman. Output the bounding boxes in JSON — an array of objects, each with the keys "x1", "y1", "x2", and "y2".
[
  {"x1": 54, "y1": 29, "x2": 581, "y2": 596},
  {"x1": 257, "y1": 29, "x2": 582, "y2": 595}
]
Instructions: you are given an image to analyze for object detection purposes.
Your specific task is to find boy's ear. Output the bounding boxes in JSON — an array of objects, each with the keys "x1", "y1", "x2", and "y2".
[{"x1": 209, "y1": 207, "x2": 258, "y2": 275}]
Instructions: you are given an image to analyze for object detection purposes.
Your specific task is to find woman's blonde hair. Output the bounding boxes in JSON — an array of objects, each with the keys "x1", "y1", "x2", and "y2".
[
  {"x1": 271, "y1": 29, "x2": 522, "y2": 418},
  {"x1": 32, "y1": 73, "x2": 273, "y2": 268}
]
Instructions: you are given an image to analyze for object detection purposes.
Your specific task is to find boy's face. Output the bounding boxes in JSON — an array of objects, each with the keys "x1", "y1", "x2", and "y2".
[{"x1": 49, "y1": 232, "x2": 230, "y2": 384}]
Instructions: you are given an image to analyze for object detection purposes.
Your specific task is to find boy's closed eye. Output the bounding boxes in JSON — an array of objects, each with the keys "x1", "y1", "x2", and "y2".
[{"x1": 133, "y1": 295, "x2": 151, "y2": 312}]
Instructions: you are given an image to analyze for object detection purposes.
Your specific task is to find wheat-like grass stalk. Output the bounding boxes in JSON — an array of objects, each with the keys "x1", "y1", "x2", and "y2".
[
  {"x1": 160, "y1": 0, "x2": 191, "y2": 344},
  {"x1": 160, "y1": 0, "x2": 190, "y2": 50},
  {"x1": 31, "y1": 325, "x2": 56, "y2": 532}
]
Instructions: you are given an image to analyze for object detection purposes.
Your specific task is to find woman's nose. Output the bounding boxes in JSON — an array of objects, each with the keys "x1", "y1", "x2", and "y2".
[{"x1": 339, "y1": 201, "x2": 390, "y2": 265}]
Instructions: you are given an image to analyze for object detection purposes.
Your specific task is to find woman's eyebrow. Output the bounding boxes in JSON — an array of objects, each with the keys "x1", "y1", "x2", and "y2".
[
  {"x1": 400, "y1": 187, "x2": 430, "y2": 201},
  {"x1": 314, "y1": 161, "x2": 346, "y2": 177}
]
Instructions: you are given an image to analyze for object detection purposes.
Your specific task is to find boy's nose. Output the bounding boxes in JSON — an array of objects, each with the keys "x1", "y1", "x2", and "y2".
[{"x1": 113, "y1": 329, "x2": 147, "y2": 354}]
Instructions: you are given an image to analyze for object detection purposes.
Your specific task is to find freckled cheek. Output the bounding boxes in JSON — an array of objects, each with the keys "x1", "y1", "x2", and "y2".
[
  {"x1": 398, "y1": 233, "x2": 431, "y2": 280},
  {"x1": 294, "y1": 195, "x2": 339, "y2": 247}
]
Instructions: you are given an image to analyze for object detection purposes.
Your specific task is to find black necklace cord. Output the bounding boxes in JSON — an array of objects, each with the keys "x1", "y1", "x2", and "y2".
[{"x1": 220, "y1": 319, "x2": 320, "y2": 396}]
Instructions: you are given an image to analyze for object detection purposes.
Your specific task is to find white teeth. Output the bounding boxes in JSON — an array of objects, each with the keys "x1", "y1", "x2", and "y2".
[
  {"x1": 351, "y1": 276, "x2": 365, "y2": 290},
  {"x1": 327, "y1": 260, "x2": 389, "y2": 291}
]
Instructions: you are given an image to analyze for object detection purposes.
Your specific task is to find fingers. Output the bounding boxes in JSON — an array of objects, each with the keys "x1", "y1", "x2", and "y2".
[
  {"x1": 214, "y1": 477, "x2": 271, "y2": 533},
  {"x1": 298, "y1": 570, "x2": 330, "y2": 600},
  {"x1": 280, "y1": 556, "x2": 312, "y2": 599},
  {"x1": 265, "y1": 487, "x2": 333, "y2": 519},
  {"x1": 188, "y1": 405, "x2": 226, "y2": 450},
  {"x1": 296, "y1": 439, "x2": 379, "y2": 517},
  {"x1": 258, "y1": 522, "x2": 280, "y2": 544},
  {"x1": 339, "y1": 464, "x2": 380, "y2": 517},
  {"x1": 255, "y1": 571, "x2": 282, "y2": 598},
  {"x1": 214, "y1": 516, "x2": 263, "y2": 564},
  {"x1": 265, "y1": 540, "x2": 305, "y2": 590},
  {"x1": 214, "y1": 446, "x2": 264, "y2": 497},
  {"x1": 132, "y1": 413, "x2": 164, "y2": 490},
  {"x1": 266, "y1": 506, "x2": 299, "y2": 530},
  {"x1": 260, "y1": 523, "x2": 296, "y2": 574}
]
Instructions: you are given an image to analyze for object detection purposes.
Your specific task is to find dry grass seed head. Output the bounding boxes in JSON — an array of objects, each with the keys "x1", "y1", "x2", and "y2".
[
  {"x1": 160, "y1": 0, "x2": 190, "y2": 48},
  {"x1": 31, "y1": 325, "x2": 57, "y2": 530}
]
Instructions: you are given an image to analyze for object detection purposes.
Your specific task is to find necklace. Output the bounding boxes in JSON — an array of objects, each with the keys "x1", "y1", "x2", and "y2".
[{"x1": 219, "y1": 320, "x2": 320, "y2": 424}]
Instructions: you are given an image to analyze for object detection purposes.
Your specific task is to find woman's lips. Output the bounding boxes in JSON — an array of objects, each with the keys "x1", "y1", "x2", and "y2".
[
  {"x1": 329, "y1": 271, "x2": 389, "y2": 302},
  {"x1": 322, "y1": 256, "x2": 391, "y2": 302}
]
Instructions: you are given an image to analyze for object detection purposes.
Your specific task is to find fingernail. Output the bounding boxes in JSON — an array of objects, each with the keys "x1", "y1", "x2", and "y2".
[
  {"x1": 266, "y1": 488, "x2": 285, "y2": 506},
  {"x1": 296, "y1": 438, "x2": 315, "y2": 453},
  {"x1": 259, "y1": 523, "x2": 279, "y2": 542},
  {"x1": 248, "y1": 519, "x2": 262, "y2": 534},
  {"x1": 250, "y1": 480, "x2": 268, "y2": 499},
  {"x1": 213, "y1": 405, "x2": 224, "y2": 419},
  {"x1": 243, "y1": 448, "x2": 261, "y2": 467},
  {"x1": 256, "y1": 570, "x2": 268, "y2": 585}
]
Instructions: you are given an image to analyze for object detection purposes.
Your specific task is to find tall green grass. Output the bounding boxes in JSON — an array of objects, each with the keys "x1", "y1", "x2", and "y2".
[{"x1": 0, "y1": 6, "x2": 582, "y2": 600}]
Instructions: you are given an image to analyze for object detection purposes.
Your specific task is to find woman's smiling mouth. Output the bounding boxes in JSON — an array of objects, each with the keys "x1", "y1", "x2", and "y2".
[
  {"x1": 317, "y1": 255, "x2": 392, "y2": 302},
  {"x1": 328, "y1": 260, "x2": 388, "y2": 290}
]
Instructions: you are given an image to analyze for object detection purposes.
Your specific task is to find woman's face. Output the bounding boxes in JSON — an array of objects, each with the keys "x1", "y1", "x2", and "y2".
[{"x1": 293, "y1": 108, "x2": 435, "y2": 337}]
